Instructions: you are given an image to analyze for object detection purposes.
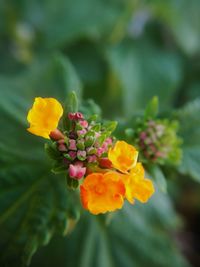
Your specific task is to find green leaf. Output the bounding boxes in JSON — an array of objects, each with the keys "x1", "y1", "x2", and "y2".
[
  {"x1": 0, "y1": 54, "x2": 82, "y2": 266},
  {"x1": 31, "y1": 191, "x2": 189, "y2": 267},
  {"x1": 107, "y1": 39, "x2": 182, "y2": 117},
  {"x1": 175, "y1": 99, "x2": 200, "y2": 182},
  {"x1": 148, "y1": 0, "x2": 200, "y2": 55},
  {"x1": 149, "y1": 166, "x2": 167, "y2": 193},
  {"x1": 144, "y1": 96, "x2": 159, "y2": 119},
  {"x1": 21, "y1": 0, "x2": 134, "y2": 48},
  {"x1": 68, "y1": 91, "x2": 79, "y2": 113},
  {"x1": 45, "y1": 143, "x2": 62, "y2": 161},
  {"x1": 66, "y1": 176, "x2": 79, "y2": 190}
]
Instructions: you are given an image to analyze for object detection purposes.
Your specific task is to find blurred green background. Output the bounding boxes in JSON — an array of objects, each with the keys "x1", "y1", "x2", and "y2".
[{"x1": 0, "y1": 0, "x2": 200, "y2": 267}]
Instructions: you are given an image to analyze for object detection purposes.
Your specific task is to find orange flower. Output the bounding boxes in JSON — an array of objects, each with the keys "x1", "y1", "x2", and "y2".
[
  {"x1": 27, "y1": 97, "x2": 63, "y2": 139},
  {"x1": 122, "y1": 163, "x2": 155, "y2": 204},
  {"x1": 108, "y1": 141, "x2": 138, "y2": 173},
  {"x1": 80, "y1": 172, "x2": 125, "y2": 215}
]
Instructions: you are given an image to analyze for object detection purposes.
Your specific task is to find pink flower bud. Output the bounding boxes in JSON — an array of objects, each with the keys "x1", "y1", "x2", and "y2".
[
  {"x1": 105, "y1": 137, "x2": 112, "y2": 145},
  {"x1": 95, "y1": 132, "x2": 101, "y2": 138},
  {"x1": 50, "y1": 129, "x2": 65, "y2": 140},
  {"x1": 58, "y1": 144, "x2": 67, "y2": 152},
  {"x1": 77, "y1": 150, "x2": 86, "y2": 158},
  {"x1": 75, "y1": 112, "x2": 84, "y2": 120},
  {"x1": 69, "y1": 162, "x2": 86, "y2": 180},
  {"x1": 102, "y1": 142, "x2": 108, "y2": 150},
  {"x1": 69, "y1": 139, "x2": 77, "y2": 150},
  {"x1": 149, "y1": 144, "x2": 157, "y2": 153},
  {"x1": 99, "y1": 158, "x2": 112, "y2": 168},
  {"x1": 87, "y1": 155, "x2": 97, "y2": 163},
  {"x1": 68, "y1": 151, "x2": 77, "y2": 160},
  {"x1": 57, "y1": 139, "x2": 65, "y2": 145},
  {"x1": 97, "y1": 147, "x2": 104, "y2": 157},
  {"x1": 140, "y1": 132, "x2": 147, "y2": 140},
  {"x1": 77, "y1": 129, "x2": 87, "y2": 136},
  {"x1": 79, "y1": 120, "x2": 88, "y2": 128},
  {"x1": 68, "y1": 112, "x2": 76, "y2": 120}
]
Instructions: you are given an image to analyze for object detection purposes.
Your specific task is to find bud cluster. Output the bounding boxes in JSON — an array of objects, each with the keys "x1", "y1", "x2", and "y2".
[
  {"x1": 50, "y1": 112, "x2": 113, "y2": 181},
  {"x1": 135, "y1": 119, "x2": 182, "y2": 165}
]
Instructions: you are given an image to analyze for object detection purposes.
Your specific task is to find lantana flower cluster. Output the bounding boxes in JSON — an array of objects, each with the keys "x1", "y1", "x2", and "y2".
[
  {"x1": 131, "y1": 119, "x2": 182, "y2": 166},
  {"x1": 27, "y1": 97, "x2": 155, "y2": 215}
]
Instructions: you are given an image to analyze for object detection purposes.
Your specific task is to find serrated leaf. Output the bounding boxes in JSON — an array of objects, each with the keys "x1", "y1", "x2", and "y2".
[
  {"x1": 107, "y1": 39, "x2": 182, "y2": 117},
  {"x1": 31, "y1": 191, "x2": 189, "y2": 267},
  {"x1": 0, "y1": 54, "x2": 81, "y2": 266},
  {"x1": 20, "y1": 0, "x2": 133, "y2": 48},
  {"x1": 45, "y1": 143, "x2": 62, "y2": 161},
  {"x1": 175, "y1": 99, "x2": 200, "y2": 182}
]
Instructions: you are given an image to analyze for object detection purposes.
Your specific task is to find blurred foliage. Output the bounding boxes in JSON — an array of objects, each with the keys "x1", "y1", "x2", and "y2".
[{"x1": 0, "y1": 0, "x2": 200, "y2": 266}]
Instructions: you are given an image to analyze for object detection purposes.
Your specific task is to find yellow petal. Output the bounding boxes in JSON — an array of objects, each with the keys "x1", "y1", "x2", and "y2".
[
  {"x1": 27, "y1": 97, "x2": 63, "y2": 139},
  {"x1": 108, "y1": 141, "x2": 138, "y2": 173},
  {"x1": 122, "y1": 163, "x2": 155, "y2": 204}
]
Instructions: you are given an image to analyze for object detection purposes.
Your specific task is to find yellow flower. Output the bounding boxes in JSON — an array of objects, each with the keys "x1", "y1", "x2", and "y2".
[
  {"x1": 80, "y1": 172, "x2": 125, "y2": 215},
  {"x1": 122, "y1": 163, "x2": 155, "y2": 204},
  {"x1": 27, "y1": 97, "x2": 63, "y2": 139},
  {"x1": 108, "y1": 141, "x2": 138, "y2": 173}
]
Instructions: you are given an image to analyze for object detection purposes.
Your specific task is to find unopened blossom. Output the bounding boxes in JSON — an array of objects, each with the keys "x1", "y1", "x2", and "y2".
[{"x1": 69, "y1": 162, "x2": 86, "y2": 180}]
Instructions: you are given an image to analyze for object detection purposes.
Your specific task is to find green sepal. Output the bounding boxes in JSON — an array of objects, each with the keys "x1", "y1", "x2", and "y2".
[
  {"x1": 91, "y1": 123, "x2": 101, "y2": 132},
  {"x1": 103, "y1": 121, "x2": 118, "y2": 133},
  {"x1": 77, "y1": 154, "x2": 86, "y2": 161},
  {"x1": 63, "y1": 91, "x2": 79, "y2": 131},
  {"x1": 51, "y1": 162, "x2": 68, "y2": 174},
  {"x1": 98, "y1": 133, "x2": 108, "y2": 145},
  {"x1": 88, "y1": 114, "x2": 99, "y2": 122},
  {"x1": 75, "y1": 123, "x2": 83, "y2": 131},
  {"x1": 63, "y1": 153, "x2": 73, "y2": 161},
  {"x1": 67, "y1": 176, "x2": 79, "y2": 189},
  {"x1": 85, "y1": 130, "x2": 95, "y2": 138},
  {"x1": 87, "y1": 147, "x2": 97, "y2": 155},
  {"x1": 44, "y1": 142, "x2": 61, "y2": 161},
  {"x1": 145, "y1": 96, "x2": 159, "y2": 120},
  {"x1": 76, "y1": 141, "x2": 85, "y2": 150},
  {"x1": 85, "y1": 136, "x2": 95, "y2": 147}
]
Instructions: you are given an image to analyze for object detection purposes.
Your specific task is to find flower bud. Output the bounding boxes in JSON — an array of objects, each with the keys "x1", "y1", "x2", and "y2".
[
  {"x1": 65, "y1": 151, "x2": 77, "y2": 161},
  {"x1": 68, "y1": 112, "x2": 76, "y2": 120},
  {"x1": 79, "y1": 120, "x2": 88, "y2": 128},
  {"x1": 86, "y1": 147, "x2": 97, "y2": 155},
  {"x1": 87, "y1": 155, "x2": 97, "y2": 163},
  {"x1": 76, "y1": 139, "x2": 85, "y2": 150},
  {"x1": 50, "y1": 129, "x2": 65, "y2": 140},
  {"x1": 99, "y1": 158, "x2": 112, "y2": 168},
  {"x1": 69, "y1": 139, "x2": 77, "y2": 150},
  {"x1": 69, "y1": 162, "x2": 86, "y2": 179},
  {"x1": 58, "y1": 143, "x2": 67, "y2": 152},
  {"x1": 75, "y1": 112, "x2": 84, "y2": 120},
  {"x1": 77, "y1": 129, "x2": 87, "y2": 136},
  {"x1": 77, "y1": 150, "x2": 87, "y2": 161}
]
